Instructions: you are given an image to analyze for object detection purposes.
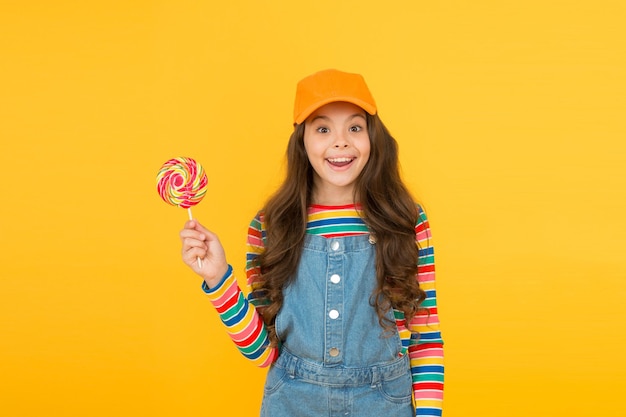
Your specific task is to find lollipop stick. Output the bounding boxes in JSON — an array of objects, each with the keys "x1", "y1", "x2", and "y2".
[{"x1": 188, "y1": 208, "x2": 203, "y2": 268}]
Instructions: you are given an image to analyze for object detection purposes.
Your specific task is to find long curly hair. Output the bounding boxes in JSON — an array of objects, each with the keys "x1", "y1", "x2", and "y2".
[{"x1": 253, "y1": 113, "x2": 426, "y2": 346}]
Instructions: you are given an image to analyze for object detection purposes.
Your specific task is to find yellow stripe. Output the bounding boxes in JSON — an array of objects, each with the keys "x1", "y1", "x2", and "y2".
[
  {"x1": 251, "y1": 346, "x2": 273, "y2": 367},
  {"x1": 410, "y1": 357, "x2": 444, "y2": 366},
  {"x1": 308, "y1": 208, "x2": 361, "y2": 221},
  {"x1": 419, "y1": 280, "x2": 436, "y2": 291},
  {"x1": 414, "y1": 399, "x2": 443, "y2": 408},
  {"x1": 247, "y1": 244, "x2": 264, "y2": 255},
  {"x1": 205, "y1": 274, "x2": 237, "y2": 301},
  {"x1": 226, "y1": 305, "x2": 257, "y2": 334}
]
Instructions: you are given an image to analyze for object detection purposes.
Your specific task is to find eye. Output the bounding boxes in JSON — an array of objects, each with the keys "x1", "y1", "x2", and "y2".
[
  {"x1": 316, "y1": 127, "x2": 330, "y2": 133},
  {"x1": 349, "y1": 125, "x2": 363, "y2": 132}
]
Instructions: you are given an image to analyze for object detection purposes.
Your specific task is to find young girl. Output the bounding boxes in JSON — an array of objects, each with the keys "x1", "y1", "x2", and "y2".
[{"x1": 180, "y1": 69, "x2": 444, "y2": 417}]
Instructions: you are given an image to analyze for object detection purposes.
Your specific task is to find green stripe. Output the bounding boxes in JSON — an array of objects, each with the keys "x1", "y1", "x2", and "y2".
[
  {"x1": 307, "y1": 224, "x2": 369, "y2": 235},
  {"x1": 221, "y1": 297, "x2": 246, "y2": 321},
  {"x1": 413, "y1": 373, "x2": 445, "y2": 383},
  {"x1": 249, "y1": 298, "x2": 270, "y2": 307},
  {"x1": 418, "y1": 254, "x2": 434, "y2": 264},
  {"x1": 415, "y1": 336, "x2": 443, "y2": 345},
  {"x1": 420, "y1": 298, "x2": 436, "y2": 308},
  {"x1": 249, "y1": 217, "x2": 262, "y2": 230},
  {"x1": 238, "y1": 330, "x2": 268, "y2": 355}
]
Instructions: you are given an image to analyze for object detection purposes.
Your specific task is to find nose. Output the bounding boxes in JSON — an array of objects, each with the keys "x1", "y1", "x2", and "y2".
[{"x1": 332, "y1": 131, "x2": 349, "y2": 148}]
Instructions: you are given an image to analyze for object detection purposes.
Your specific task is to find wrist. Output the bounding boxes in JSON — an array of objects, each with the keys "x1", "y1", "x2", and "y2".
[{"x1": 203, "y1": 264, "x2": 232, "y2": 291}]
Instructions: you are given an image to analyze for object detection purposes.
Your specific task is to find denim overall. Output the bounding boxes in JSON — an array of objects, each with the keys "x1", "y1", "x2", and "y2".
[{"x1": 261, "y1": 234, "x2": 414, "y2": 417}]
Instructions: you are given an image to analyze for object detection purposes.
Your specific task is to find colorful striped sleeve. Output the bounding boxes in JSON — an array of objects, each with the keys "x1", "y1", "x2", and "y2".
[
  {"x1": 410, "y1": 205, "x2": 444, "y2": 416},
  {"x1": 200, "y1": 212, "x2": 277, "y2": 368}
]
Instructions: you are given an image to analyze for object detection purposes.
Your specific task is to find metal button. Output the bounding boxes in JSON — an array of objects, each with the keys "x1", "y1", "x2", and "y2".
[
  {"x1": 331, "y1": 241, "x2": 340, "y2": 251},
  {"x1": 330, "y1": 274, "x2": 341, "y2": 284},
  {"x1": 329, "y1": 347, "x2": 340, "y2": 357},
  {"x1": 329, "y1": 309, "x2": 339, "y2": 319}
]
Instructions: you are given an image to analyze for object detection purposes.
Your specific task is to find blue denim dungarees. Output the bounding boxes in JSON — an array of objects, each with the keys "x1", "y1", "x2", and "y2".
[{"x1": 261, "y1": 234, "x2": 414, "y2": 417}]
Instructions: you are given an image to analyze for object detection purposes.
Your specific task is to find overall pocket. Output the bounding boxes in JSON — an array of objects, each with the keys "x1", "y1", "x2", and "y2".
[
  {"x1": 377, "y1": 371, "x2": 413, "y2": 404},
  {"x1": 263, "y1": 364, "x2": 290, "y2": 395}
]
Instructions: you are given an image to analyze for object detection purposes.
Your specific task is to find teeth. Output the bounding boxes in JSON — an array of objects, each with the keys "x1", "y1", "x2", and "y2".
[{"x1": 327, "y1": 157, "x2": 353, "y2": 163}]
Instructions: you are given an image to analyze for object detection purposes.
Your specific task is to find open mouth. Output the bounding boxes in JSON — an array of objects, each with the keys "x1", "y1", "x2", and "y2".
[{"x1": 326, "y1": 157, "x2": 355, "y2": 168}]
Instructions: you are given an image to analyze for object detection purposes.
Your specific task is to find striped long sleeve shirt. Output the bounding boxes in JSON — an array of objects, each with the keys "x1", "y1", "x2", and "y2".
[{"x1": 202, "y1": 204, "x2": 444, "y2": 416}]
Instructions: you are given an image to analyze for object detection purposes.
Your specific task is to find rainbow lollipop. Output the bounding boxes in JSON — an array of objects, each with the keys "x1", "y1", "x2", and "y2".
[{"x1": 157, "y1": 157, "x2": 208, "y2": 267}]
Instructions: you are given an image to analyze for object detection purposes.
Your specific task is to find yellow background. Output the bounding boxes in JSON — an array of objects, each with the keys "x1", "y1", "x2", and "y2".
[{"x1": 1, "y1": 1, "x2": 624, "y2": 416}]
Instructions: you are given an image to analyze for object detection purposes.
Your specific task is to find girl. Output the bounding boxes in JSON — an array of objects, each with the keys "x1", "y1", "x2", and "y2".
[{"x1": 180, "y1": 69, "x2": 444, "y2": 417}]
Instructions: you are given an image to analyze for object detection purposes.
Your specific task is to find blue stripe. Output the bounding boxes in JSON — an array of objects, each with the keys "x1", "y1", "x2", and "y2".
[
  {"x1": 240, "y1": 335, "x2": 270, "y2": 360},
  {"x1": 307, "y1": 217, "x2": 365, "y2": 228},
  {"x1": 201, "y1": 265, "x2": 233, "y2": 294},
  {"x1": 416, "y1": 408, "x2": 442, "y2": 416},
  {"x1": 222, "y1": 300, "x2": 248, "y2": 327},
  {"x1": 412, "y1": 365, "x2": 444, "y2": 373},
  {"x1": 411, "y1": 332, "x2": 442, "y2": 341},
  {"x1": 418, "y1": 246, "x2": 434, "y2": 256},
  {"x1": 249, "y1": 288, "x2": 269, "y2": 306},
  {"x1": 425, "y1": 289, "x2": 437, "y2": 299}
]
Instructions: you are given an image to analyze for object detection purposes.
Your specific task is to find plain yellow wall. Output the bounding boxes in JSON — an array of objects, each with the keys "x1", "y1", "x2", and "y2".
[{"x1": 1, "y1": 1, "x2": 624, "y2": 416}]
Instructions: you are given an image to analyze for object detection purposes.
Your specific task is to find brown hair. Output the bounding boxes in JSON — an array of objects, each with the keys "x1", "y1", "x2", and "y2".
[{"x1": 252, "y1": 114, "x2": 426, "y2": 346}]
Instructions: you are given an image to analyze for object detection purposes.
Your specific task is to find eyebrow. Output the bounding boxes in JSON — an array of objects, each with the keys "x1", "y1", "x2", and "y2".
[{"x1": 309, "y1": 113, "x2": 366, "y2": 123}]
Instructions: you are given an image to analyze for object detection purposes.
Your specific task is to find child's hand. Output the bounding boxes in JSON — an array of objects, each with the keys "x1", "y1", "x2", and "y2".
[{"x1": 179, "y1": 220, "x2": 229, "y2": 288}]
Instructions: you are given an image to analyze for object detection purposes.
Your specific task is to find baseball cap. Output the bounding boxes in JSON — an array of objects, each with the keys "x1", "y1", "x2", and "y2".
[{"x1": 293, "y1": 69, "x2": 377, "y2": 124}]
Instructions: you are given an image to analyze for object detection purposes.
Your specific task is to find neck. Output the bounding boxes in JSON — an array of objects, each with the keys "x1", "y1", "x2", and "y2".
[{"x1": 311, "y1": 186, "x2": 357, "y2": 206}]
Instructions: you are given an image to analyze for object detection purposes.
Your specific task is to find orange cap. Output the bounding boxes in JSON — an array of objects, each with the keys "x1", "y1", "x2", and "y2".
[{"x1": 293, "y1": 69, "x2": 377, "y2": 124}]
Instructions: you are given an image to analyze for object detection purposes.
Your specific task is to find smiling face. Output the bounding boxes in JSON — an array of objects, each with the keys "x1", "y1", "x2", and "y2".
[{"x1": 303, "y1": 101, "x2": 371, "y2": 205}]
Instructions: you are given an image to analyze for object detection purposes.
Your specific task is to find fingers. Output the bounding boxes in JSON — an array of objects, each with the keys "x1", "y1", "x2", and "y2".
[
  {"x1": 180, "y1": 222, "x2": 206, "y2": 263},
  {"x1": 180, "y1": 226, "x2": 204, "y2": 244},
  {"x1": 181, "y1": 234, "x2": 206, "y2": 263},
  {"x1": 179, "y1": 221, "x2": 227, "y2": 280},
  {"x1": 182, "y1": 244, "x2": 207, "y2": 269},
  {"x1": 181, "y1": 220, "x2": 221, "y2": 242}
]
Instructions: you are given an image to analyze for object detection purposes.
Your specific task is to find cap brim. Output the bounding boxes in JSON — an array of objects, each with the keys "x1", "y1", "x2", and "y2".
[{"x1": 294, "y1": 97, "x2": 377, "y2": 125}]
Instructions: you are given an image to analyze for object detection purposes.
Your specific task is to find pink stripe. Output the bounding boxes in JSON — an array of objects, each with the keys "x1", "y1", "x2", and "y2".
[
  {"x1": 259, "y1": 349, "x2": 278, "y2": 367},
  {"x1": 416, "y1": 230, "x2": 430, "y2": 242},
  {"x1": 209, "y1": 281, "x2": 239, "y2": 308},
  {"x1": 410, "y1": 347, "x2": 444, "y2": 359},
  {"x1": 410, "y1": 314, "x2": 439, "y2": 326},
  {"x1": 414, "y1": 390, "x2": 444, "y2": 400},
  {"x1": 230, "y1": 315, "x2": 261, "y2": 342},
  {"x1": 246, "y1": 271, "x2": 261, "y2": 285},
  {"x1": 248, "y1": 236, "x2": 263, "y2": 247},
  {"x1": 417, "y1": 271, "x2": 435, "y2": 282}
]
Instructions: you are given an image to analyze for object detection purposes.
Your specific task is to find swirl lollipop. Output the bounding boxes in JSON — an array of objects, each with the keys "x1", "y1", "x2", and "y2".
[{"x1": 157, "y1": 157, "x2": 208, "y2": 267}]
